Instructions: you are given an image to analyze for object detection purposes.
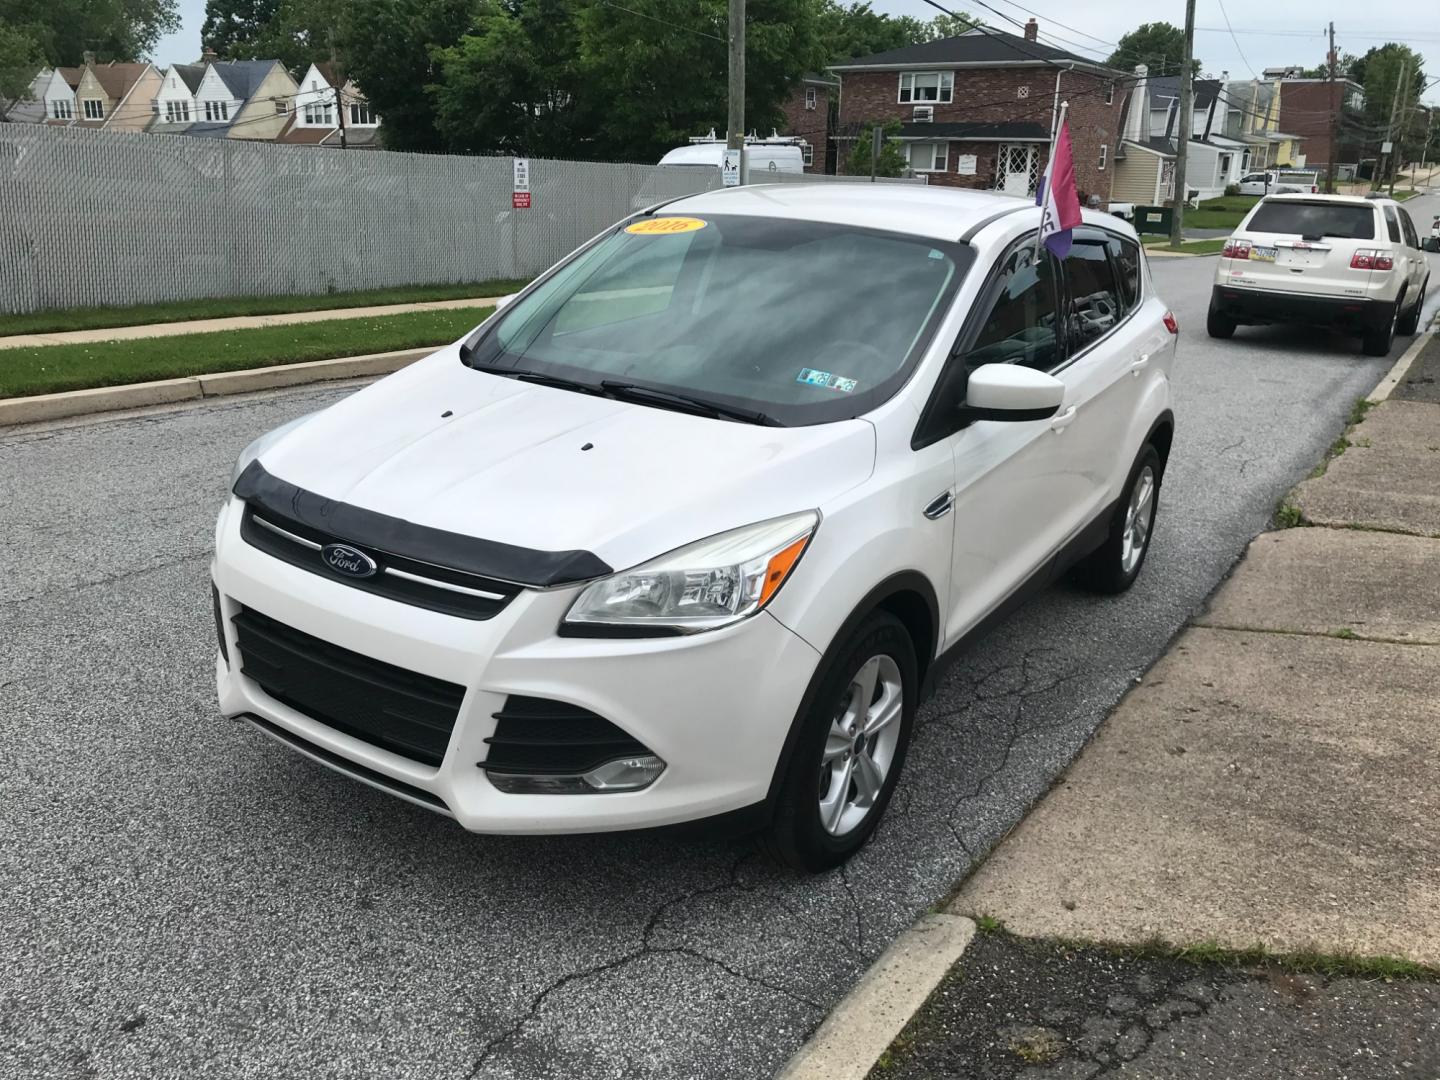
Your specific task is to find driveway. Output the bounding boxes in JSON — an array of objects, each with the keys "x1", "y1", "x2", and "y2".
[{"x1": 0, "y1": 254, "x2": 1408, "y2": 1080}]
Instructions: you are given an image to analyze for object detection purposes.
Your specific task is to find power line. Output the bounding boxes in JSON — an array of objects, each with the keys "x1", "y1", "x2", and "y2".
[
  {"x1": 1214, "y1": 0, "x2": 1257, "y2": 80},
  {"x1": 594, "y1": 0, "x2": 726, "y2": 43}
]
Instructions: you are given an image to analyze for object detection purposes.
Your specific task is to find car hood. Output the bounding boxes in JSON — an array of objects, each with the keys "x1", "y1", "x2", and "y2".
[{"x1": 256, "y1": 347, "x2": 876, "y2": 576}]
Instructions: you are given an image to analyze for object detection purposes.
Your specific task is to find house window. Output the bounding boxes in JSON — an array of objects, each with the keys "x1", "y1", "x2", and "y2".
[
  {"x1": 204, "y1": 100, "x2": 229, "y2": 122},
  {"x1": 52, "y1": 100, "x2": 73, "y2": 120},
  {"x1": 1218, "y1": 153, "x2": 1232, "y2": 175},
  {"x1": 304, "y1": 102, "x2": 333, "y2": 125},
  {"x1": 1104, "y1": 81, "x2": 1115, "y2": 105},
  {"x1": 275, "y1": 100, "x2": 288, "y2": 114},
  {"x1": 1098, "y1": 144, "x2": 1107, "y2": 171},
  {"x1": 349, "y1": 102, "x2": 374, "y2": 125},
  {"x1": 898, "y1": 71, "x2": 953, "y2": 104},
  {"x1": 906, "y1": 141, "x2": 949, "y2": 173},
  {"x1": 165, "y1": 101, "x2": 191, "y2": 123},
  {"x1": 82, "y1": 99, "x2": 104, "y2": 120},
  {"x1": 805, "y1": 87, "x2": 817, "y2": 111},
  {"x1": 801, "y1": 142, "x2": 814, "y2": 166}
]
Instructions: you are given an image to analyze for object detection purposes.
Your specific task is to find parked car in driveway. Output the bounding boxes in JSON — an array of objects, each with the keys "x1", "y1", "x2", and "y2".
[
  {"x1": 212, "y1": 184, "x2": 1178, "y2": 871},
  {"x1": 1208, "y1": 193, "x2": 1431, "y2": 355}
]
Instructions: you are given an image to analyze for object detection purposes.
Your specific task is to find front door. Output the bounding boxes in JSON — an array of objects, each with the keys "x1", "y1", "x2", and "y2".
[{"x1": 997, "y1": 144, "x2": 1037, "y2": 197}]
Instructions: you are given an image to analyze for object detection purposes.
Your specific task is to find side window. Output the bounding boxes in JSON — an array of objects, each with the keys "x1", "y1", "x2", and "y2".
[
  {"x1": 1106, "y1": 235, "x2": 1143, "y2": 312},
  {"x1": 964, "y1": 244, "x2": 1061, "y2": 372},
  {"x1": 1383, "y1": 206, "x2": 1401, "y2": 244},
  {"x1": 1399, "y1": 209, "x2": 1420, "y2": 249},
  {"x1": 1062, "y1": 237, "x2": 1123, "y2": 350}
]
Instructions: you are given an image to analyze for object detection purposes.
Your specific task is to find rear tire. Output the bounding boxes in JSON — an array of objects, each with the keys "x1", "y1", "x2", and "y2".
[
  {"x1": 1206, "y1": 300, "x2": 1236, "y2": 339},
  {"x1": 1397, "y1": 280, "x2": 1426, "y2": 337},
  {"x1": 763, "y1": 612, "x2": 917, "y2": 873},
  {"x1": 1363, "y1": 300, "x2": 1399, "y2": 357},
  {"x1": 1071, "y1": 445, "x2": 1161, "y2": 595}
]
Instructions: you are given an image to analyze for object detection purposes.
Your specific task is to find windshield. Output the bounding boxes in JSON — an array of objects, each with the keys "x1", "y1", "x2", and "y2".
[
  {"x1": 466, "y1": 213, "x2": 971, "y2": 426},
  {"x1": 1247, "y1": 201, "x2": 1375, "y2": 240}
]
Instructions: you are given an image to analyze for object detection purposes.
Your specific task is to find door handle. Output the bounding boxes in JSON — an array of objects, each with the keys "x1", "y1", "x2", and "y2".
[
  {"x1": 923, "y1": 491, "x2": 954, "y2": 520},
  {"x1": 1049, "y1": 405, "x2": 1078, "y2": 432},
  {"x1": 1129, "y1": 353, "x2": 1151, "y2": 375}
]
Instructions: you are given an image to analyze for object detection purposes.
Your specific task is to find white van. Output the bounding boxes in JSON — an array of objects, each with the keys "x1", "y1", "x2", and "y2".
[{"x1": 658, "y1": 141, "x2": 807, "y2": 177}]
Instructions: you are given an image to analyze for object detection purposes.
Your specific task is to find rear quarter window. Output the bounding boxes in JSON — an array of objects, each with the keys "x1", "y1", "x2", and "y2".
[{"x1": 1246, "y1": 202, "x2": 1375, "y2": 240}]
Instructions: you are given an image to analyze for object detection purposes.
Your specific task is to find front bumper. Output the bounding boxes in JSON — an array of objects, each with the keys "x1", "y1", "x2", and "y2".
[
  {"x1": 212, "y1": 496, "x2": 822, "y2": 834},
  {"x1": 1209, "y1": 284, "x2": 1393, "y2": 331}
]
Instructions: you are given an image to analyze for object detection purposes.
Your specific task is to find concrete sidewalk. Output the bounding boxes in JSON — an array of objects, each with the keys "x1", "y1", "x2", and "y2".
[{"x1": 0, "y1": 296, "x2": 506, "y2": 351}]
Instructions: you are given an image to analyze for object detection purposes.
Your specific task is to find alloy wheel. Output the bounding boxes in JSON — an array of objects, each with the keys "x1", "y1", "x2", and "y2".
[
  {"x1": 1120, "y1": 465, "x2": 1156, "y2": 575},
  {"x1": 818, "y1": 654, "x2": 904, "y2": 836}
]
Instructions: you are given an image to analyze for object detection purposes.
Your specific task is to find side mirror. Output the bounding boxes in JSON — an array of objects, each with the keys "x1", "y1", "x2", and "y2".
[
  {"x1": 960, "y1": 363, "x2": 1065, "y2": 422},
  {"x1": 493, "y1": 294, "x2": 517, "y2": 311}
]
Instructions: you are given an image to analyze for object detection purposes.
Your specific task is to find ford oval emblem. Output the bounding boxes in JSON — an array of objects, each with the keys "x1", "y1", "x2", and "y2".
[{"x1": 321, "y1": 543, "x2": 377, "y2": 579}]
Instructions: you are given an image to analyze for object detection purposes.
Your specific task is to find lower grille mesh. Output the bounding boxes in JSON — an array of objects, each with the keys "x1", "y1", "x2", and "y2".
[
  {"x1": 234, "y1": 607, "x2": 465, "y2": 767},
  {"x1": 481, "y1": 696, "x2": 651, "y2": 775}
]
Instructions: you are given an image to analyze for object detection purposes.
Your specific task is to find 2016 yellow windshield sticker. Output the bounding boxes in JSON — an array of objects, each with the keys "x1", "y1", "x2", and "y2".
[{"x1": 626, "y1": 217, "x2": 707, "y2": 235}]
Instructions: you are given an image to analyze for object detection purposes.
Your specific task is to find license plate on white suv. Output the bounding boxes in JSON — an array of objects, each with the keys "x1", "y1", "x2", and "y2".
[{"x1": 1251, "y1": 245, "x2": 1278, "y2": 262}]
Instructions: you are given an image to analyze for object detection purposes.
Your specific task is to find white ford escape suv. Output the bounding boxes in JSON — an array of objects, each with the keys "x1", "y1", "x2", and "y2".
[
  {"x1": 1208, "y1": 193, "x2": 1431, "y2": 356},
  {"x1": 213, "y1": 184, "x2": 1177, "y2": 871}
]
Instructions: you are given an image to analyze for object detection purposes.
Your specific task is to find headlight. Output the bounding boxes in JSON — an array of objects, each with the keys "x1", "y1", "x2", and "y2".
[
  {"x1": 562, "y1": 511, "x2": 819, "y2": 635},
  {"x1": 230, "y1": 411, "x2": 319, "y2": 487}
]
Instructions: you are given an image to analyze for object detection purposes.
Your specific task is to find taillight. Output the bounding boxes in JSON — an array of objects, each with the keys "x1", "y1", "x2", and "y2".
[
  {"x1": 1163, "y1": 310, "x2": 1179, "y2": 335},
  {"x1": 1351, "y1": 249, "x2": 1394, "y2": 271},
  {"x1": 1222, "y1": 239, "x2": 1251, "y2": 260}
]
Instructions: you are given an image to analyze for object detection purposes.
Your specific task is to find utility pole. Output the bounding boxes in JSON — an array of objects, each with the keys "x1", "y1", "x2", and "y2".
[
  {"x1": 1325, "y1": 22, "x2": 1339, "y2": 193},
  {"x1": 1379, "y1": 60, "x2": 1407, "y2": 193},
  {"x1": 727, "y1": 0, "x2": 746, "y2": 184},
  {"x1": 329, "y1": 31, "x2": 347, "y2": 150},
  {"x1": 1168, "y1": 0, "x2": 1196, "y2": 248}
]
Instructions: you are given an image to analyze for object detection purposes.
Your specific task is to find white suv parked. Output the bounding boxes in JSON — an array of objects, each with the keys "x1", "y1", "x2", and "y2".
[
  {"x1": 1209, "y1": 193, "x2": 1431, "y2": 355},
  {"x1": 213, "y1": 185, "x2": 1177, "y2": 870}
]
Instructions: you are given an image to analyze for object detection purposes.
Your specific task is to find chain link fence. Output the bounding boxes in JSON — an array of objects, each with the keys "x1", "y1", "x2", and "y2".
[{"x1": 0, "y1": 126, "x2": 921, "y2": 315}]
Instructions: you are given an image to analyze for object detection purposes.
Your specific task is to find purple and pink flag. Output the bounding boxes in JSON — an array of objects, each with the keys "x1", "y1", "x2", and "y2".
[{"x1": 1036, "y1": 119, "x2": 1083, "y2": 258}]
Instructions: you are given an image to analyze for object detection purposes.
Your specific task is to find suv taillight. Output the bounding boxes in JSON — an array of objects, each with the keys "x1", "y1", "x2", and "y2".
[
  {"x1": 1350, "y1": 249, "x2": 1394, "y2": 271},
  {"x1": 1222, "y1": 239, "x2": 1251, "y2": 260}
]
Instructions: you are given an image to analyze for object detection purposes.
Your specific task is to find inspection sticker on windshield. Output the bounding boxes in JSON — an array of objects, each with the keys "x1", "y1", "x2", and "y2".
[
  {"x1": 625, "y1": 217, "x2": 707, "y2": 235},
  {"x1": 797, "y1": 368, "x2": 858, "y2": 393}
]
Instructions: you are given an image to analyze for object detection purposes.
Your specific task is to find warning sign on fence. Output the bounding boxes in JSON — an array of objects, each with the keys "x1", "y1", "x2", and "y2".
[{"x1": 513, "y1": 158, "x2": 531, "y2": 209}]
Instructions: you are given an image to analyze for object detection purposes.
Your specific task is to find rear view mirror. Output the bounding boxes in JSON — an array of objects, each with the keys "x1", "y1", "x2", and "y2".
[{"x1": 960, "y1": 363, "x2": 1065, "y2": 422}]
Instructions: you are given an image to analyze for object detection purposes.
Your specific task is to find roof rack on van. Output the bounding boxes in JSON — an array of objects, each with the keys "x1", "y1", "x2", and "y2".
[{"x1": 687, "y1": 128, "x2": 806, "y2": 146}]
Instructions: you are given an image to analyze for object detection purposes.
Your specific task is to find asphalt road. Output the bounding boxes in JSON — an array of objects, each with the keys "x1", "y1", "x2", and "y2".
[{"x1": 2, "y1": 235, "x2": 1435, "y2": 1080}]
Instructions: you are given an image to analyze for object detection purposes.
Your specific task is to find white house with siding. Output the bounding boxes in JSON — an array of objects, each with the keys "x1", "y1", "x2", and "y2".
[
  {"x1": 151, "y1": 63, "x2": 206, "y2": 129},
  {"x1": 39, "y1": 67, "x2": 82, "y2": 124}
]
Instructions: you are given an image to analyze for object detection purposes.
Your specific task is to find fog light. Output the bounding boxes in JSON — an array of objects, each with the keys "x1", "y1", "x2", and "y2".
[{"x1": 485, "y1": 755, "x2": 666, "y2": 795}]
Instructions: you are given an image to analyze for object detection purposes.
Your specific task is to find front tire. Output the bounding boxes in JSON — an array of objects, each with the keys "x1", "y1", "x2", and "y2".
[
  {"x1": 1071, "y1": 445, "x2": 1161, "y2": 595},
  {"x1": 1207, "y1": 299, "x2": 1237, "y2": 339},
  {"x1": 763, "y1": 612, "x2": 917, "y2": 873}
]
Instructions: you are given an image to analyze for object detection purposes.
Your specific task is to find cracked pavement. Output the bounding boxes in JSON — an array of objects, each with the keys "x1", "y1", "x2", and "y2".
[{"x1": 0, "y1": 256, "x2": 1399, "y2": 1079}]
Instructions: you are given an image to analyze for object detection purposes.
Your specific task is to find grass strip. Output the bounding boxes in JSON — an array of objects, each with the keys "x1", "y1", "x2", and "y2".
[
  {"x1": 0, "y1": 308, "x2": 491, "y2": 399},
  {"x1": 0, "y1": 280, "x2": 527, "y2": 338},
  {"x1": 1143, "y1": 237, "x2": 1227, "y2": 255}
]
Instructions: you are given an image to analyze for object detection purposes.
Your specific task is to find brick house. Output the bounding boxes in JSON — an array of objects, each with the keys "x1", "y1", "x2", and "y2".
[
  {"x1": 829, "y1": 22, "x2": 1126, "y2": 202},
  {"x1": 779, "y1": 73, "x2": 840, "y2": 173},
  {"x1": 1272, "y1": 77, "x2": 1364, "y2": 173}
]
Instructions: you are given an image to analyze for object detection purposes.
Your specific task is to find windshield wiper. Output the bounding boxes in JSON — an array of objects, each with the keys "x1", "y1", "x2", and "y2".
[
  {"x1": 599, "y1": 381, "x2": 781, "y2": 426},
  {"x1": 473, "y1": 365, "x2": 605, "y2": 396}
]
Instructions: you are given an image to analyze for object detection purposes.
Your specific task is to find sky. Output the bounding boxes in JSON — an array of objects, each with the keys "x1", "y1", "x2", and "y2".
[{"x1": 153, "y1": 0, "x2": 1440, "y2": 105}]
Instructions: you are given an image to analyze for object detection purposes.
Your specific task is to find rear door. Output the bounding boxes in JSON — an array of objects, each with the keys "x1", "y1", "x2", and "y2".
[
  {"x1": 1397, "y1": 208, "x2": 1428, "y2": 296},
  {"x1": 1229, "y1": 199, "x2": 1381, "y2": 298}
]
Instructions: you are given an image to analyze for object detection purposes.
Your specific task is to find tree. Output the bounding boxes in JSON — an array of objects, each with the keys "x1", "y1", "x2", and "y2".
[
  {"x1": 201, "y1": 0, "x2": 282, "y2": 58},
  {"x1": 816, "y1": 1, "x2": 929, "y2": 62},
  {"x1": 201, "y1": 0, "x2": 343, "y2": 70},
  {"x1": 845, "y1": 119, "x2": 906, "y2": 177},
  {"x1": 925, "y1": 12, "x2": 977, "y2": 40},
  {"x1": 0, "y1": 0, "x2": 179, "y2": 64},
  {"x1": 1106, "y1": 22, "x2": 1199, "y2": 77},
  {"x1": 0, "y1": 22, "x2": 44, "y2": 116},
  {"x1": 1350, "y1": 44, "x2": 1426, "y2": 177}
]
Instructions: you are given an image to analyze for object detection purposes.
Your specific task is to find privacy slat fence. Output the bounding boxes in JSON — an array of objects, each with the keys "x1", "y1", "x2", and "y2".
[{"x1": 0, "y1": 126, "x2": 921, "y2": 315}]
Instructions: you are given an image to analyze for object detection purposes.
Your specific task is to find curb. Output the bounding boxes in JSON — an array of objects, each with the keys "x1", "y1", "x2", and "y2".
[
  {"x1": 777, "y1": 913, "x2": 975, "y2": 1080},
  {"x1": 1368, "y1": 327, "x2": 1436, "y2": 403},
  {"x1": 0, "y1": 347, "x2": 434, "y2": 428}
]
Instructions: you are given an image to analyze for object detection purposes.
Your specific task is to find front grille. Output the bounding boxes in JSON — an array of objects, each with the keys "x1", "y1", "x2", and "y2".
[
  {"x1": 241, "y1": 503, "x2": 520, "y2": 621},
  {"x1": 481, "y1": 695, "x2": 651, "y2": 775},
  {"x1": 233, "y1": 607, "x2": 466, "y2": 767}
]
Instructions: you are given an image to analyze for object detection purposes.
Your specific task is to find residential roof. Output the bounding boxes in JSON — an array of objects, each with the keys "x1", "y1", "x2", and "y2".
[
  {"x1": 172, "y1": 63, "x2": 206, "y2": 94},
  {"x1": 88, "y1": 62, "x2": 151, "y2": 101},
  {"x1": 322, "y1": 126, "x2": 381, "y2": 148},
  {"x1": 277, "y1": 116, "x2": 331, "y2": 144},
  {"x1": 830, "y1": 28, "x2": 1118, "y2": 73},
  {"x1": 56, "y1": 67, "x2": 83, "y2": 91},
  {"x1": 1147, "y1": 77, "x2": 1221, "y2": 112},
  {"x1": 800, "y1": 72, "x2": 840, "y2": 86},
  {"x1": 180, "y1": 122, "x2": 232, "y2": 139},
  {"x1": 210, "y1": 60, "x2": 276, "y2": 102},
  {"x1": 315, "y1": 61, "x2": 346, "y2": 89}
]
